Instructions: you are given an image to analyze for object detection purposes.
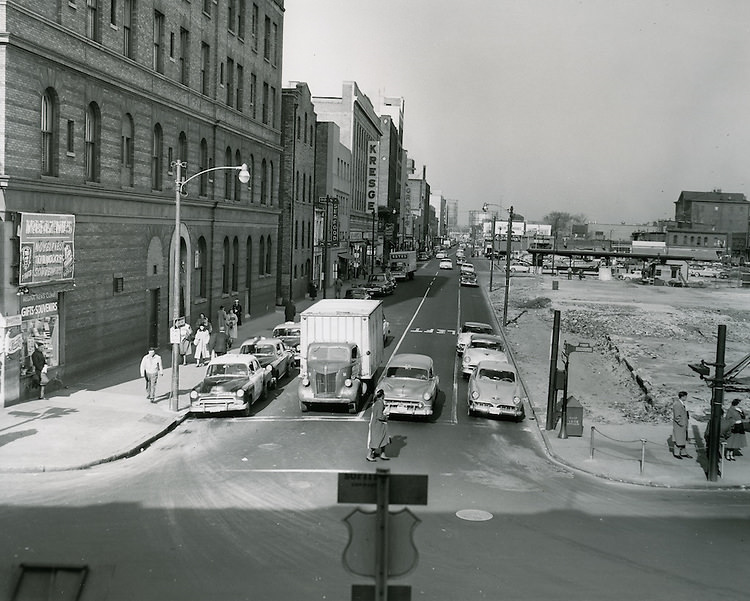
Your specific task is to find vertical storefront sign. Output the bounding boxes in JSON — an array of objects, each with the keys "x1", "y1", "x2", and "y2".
[
  {"x1": 330, "y1": 199, "x2": 339, "y2": 246},
  {"x1": 19, "y1": 213, "x2": 76, "y2": 284},
  {"x1": 367, "y1": 141, "x2": 379, "y2": 211}
]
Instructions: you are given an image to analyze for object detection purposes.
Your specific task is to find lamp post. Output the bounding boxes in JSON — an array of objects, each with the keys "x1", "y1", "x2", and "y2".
[
  {"x1": 170, "y1": 161, "x2": 250, "y2": 411},
  {"x1": 482, "y1": 202, "x2": 502, "y2": 292}
]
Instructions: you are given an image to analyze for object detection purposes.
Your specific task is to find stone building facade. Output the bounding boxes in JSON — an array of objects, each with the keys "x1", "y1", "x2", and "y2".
[{"x1": 0, "y1": 0, "x2": 284, "y2": 405}]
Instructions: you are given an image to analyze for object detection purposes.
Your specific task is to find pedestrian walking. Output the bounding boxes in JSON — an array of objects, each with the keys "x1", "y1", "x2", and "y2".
[
  {"x1": 284, "y1": 298, "x2": 296, "y2": 322},
  {"x1": 195, "y1": 312, "x2": 212, "y2": 333},
  {"x1": 209, "y1": 327, "x2": 229, "y2": 358},
  {"x1": 193, "y1": 324, "x2": 211, "y2": 367},
  {"x1": 367, "y1": 389, "x2": 391, "y2": 462},
  {"x1": 139, "y1": 347, "x2": 164, "y2": 403},
  {"x1": 334, "y1": 276, "x2": 343, "y2": 298},
  {"x1": 178, "y1": 323, "x2": 193, "y2": 365},
  {"x1": 672, "y1": 390, "x2": 692, "y2": 459},
  {"x1": 308, "y1": 279, "x2": 318, "y2": 300},
  {"x1": 231, "y1": 298, "x2": 243, "y2": 326},
  {"x1": 31, "y1": 342, "x2": 48, "y2": 399},
  {"x1": 216, "y1": 305, "x2": 227, "y2": 330},
  {"x1": 225, "y1": 311, "x2": 238, "y2": 348},
  {"x1": 723, "y1": 398, "x2": 747, "y2": 461}
]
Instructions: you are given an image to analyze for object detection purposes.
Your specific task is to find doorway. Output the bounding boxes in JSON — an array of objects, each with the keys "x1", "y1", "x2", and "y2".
[{"x1": 148, "y1": 288, "x2": 160, "y2": 348}]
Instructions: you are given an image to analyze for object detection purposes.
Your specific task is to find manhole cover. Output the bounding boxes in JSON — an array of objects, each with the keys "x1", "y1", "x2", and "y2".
[{"x1": 455, "y1": 509, "x2": 493, "y2": 521}]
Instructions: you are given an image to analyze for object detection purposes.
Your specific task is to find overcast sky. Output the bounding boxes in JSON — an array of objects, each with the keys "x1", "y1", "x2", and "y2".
[{"x1": 282, "y1": 0, "x2": 750, "y2": 225}]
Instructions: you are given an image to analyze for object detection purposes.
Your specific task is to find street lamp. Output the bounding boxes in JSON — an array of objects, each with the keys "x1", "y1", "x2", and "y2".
[
  {"x1": 482, "y1": 203, "x2": 501, "y2": 291},
  {"x1": 169, "y1": 160, "x2": 250, "y2": 411}
]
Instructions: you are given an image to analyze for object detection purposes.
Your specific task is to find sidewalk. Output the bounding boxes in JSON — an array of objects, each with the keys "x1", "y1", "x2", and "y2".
[{"x1": 0, "y1": 280, "x2": 748, "y2": 489}]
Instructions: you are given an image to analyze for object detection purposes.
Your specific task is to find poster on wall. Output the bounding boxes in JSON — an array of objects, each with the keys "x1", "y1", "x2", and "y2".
[{"x1": 19, "y1": 213, "x2": 76, "y2": 284}]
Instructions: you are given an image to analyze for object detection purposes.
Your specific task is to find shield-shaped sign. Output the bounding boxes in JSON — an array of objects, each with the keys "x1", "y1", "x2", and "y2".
[{"x1": 342, "y1": 508, "x2": 421, "y2": 578}]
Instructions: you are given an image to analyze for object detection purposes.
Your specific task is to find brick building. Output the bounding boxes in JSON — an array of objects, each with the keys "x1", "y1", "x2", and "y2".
[{"x1": 0, "y1": 0, "x2": 284, "y2": 405}]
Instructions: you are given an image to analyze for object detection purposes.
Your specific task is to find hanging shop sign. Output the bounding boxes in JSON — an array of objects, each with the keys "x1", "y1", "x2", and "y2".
[{"x1": 19, "y1": 213, "x2": 76, "y2": 285}]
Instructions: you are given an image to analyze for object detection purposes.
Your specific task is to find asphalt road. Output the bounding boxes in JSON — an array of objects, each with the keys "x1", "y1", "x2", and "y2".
[{"x1": 1, "y1": 258, "x2": 748, "y2": 600}]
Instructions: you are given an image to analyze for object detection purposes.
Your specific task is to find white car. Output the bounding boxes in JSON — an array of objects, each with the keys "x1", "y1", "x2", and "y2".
[
  {"x1": 462, "y1": 334, "x2": 508, "y2": 377},
  {"x1": 456, "y1": 321, "x2": 495, "y2": 355},
  {"x1": 509, "y1": 262, "x2": 531, "y2": 273},
  {"x1": 377, "y1": 353, "x2": 439, "y2": 417},
  {"x1": 460, "y1": 263, "x2": 475, "y2": 274},
  {"x1": 439, "y1": 258, "x2": 453, "y2": 270},
  {"x1": 618, "y1": 270, "x2": 642, "y2": 280},
  {"x1": 467, "y1": 359, "x2": 525, "y2": 421}
]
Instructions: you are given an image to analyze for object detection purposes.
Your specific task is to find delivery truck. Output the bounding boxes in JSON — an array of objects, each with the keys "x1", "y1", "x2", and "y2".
[
  {"x1": 389, "y1": 250, "x2": 417, "y2": 280},
  {"x1": 297, "y1": 299, "x2": 384, "y2": 413}
]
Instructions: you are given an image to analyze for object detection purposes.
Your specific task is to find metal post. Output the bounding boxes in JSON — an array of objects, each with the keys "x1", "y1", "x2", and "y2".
[
  {"x1": 546, "y1": 310, "x2": 561, "y2": 430},
  {"x1": 170, "y1": 161, "x2": 183, "y2": 412},
  {"x1": 322, "y1": 197, "x2": 329, "y2": 298},
  {"x1": 489, "y1": 215, "x2": 495, "y2": 291},
  {"x1": 374, "y1": 468, "x2": 390, "y2": 601},
  {"x1": 589, "y1": 426, "x2": 595, "y2": 459},
  {"x1": 639, "y1": 439, "x2": 646, "y2": 474},
  {"x1": 288, "y1": 102, "x2": 298, "y2": 301},
  {"x1": 707, "y1": 324, "x2": 727, "y2": 481},
  {"x1": 503, "y1": 206, "x2": 513, "y2": 326},
  {"x1": 371, "y1": 209, "x2": 376, "y2": 274},
  {"x1": 558, "y1": 352, "x2": 569, "y2": 439}
]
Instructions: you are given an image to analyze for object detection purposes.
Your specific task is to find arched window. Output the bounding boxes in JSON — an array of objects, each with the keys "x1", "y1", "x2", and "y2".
[
  {"x1": 246, "y1": 235, "x2": 253, "y2": 295},
  {"x1": 296, "y1": 115, "x2": 301, "y2": 140},
  {"x1": 308, "y1": 174, "x2": 312, "y2": 202},
  {"x1": 197, "y1": 237, "x2": 208, "y2": 298},
  {"x1": 85, "y1": 102, "x2": 101, "y2": 182},
  {"x1": 294, "y1": 220, "x2": 298, "y2": 250},
  {"x1": 41, "y1": 89, "x2": 58, "y2": 176},
  {"x1": 304, "y1": 113, "x2": 308, "y2": 144},
  {"x1": 232, "y1": 237, "x2": 239, "y2": 291},
  {"x1": 269, "y1": 161, "x2": 274, "y2": 205},
  {"x1": 258, "y1": 237, "x2": 265, "y2": 276},
  {"x1": 178, "y1": 131, "x2": 188, "y2": 181},
  {"x1": 234, "y1": 150, "x2": 242, "y2": 201},
  {"x1": 295, "y1": 170, "x2": 300, "y2": 201},
  {"x1": 301, "y1": 222, "x2": 305, "y2": 251},
  {"x1": 302, "y1": 171, "x2": 306, "y2": 203},
  {"x1": 247, "y1": 155, "x2": 255, "y2": 202},
  {"x1": 308, "y1": 219, "x2": 312, "y2": 248},
  {"x1": 294, "y1": 265, "x2": 297, "y2": 278},
  {"x1": 225, "y1": 147, "x2": 233, "y2": 200},
  {"x1": 260, "y1": 158, "x2": 267, "y2": 205},
  {"x1": 152, "y1": 123, "x2": 163, "y2": 190},
  {"x1": 265, "y1": 235, "x2": 272, "y2": 275},
  {"x1": 121, "y1": 113, "x2": 134, "y2": 186},
  {"x1": 199, "y1": 138, "x2": 208, "y2": 196},
  {"x1": 305, "y1": 258, "x2": 311, "y2": 278},
  {"x1": 222, "y1": 237, "x2": 230, "y2": 293}
]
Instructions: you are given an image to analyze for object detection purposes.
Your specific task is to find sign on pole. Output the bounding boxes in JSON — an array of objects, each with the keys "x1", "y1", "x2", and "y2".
[{"x1": 338, "y1": 472, "x2": 428, "y2": 505}]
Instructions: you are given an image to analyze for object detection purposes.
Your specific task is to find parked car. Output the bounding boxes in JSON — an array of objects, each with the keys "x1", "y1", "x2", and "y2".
[
  {"x1": 460, "y1": 263, "x2": 475, "y2": 274},
  {"x1": 439, "y1": 258, "x2": 453, "y2": 270},
  {"x1": 456, "y1": 321, "x2": 495, "y2": 355},
  {"x1": 618, "y1": 270, "x2": 643, "y2": 280},
  {"x1": 377, "y1": 353, "x2": 439, "y2": 417},
  {"x1": 462, "y1": 334, "x2": 508, "y2": 377},
  {"x1": 417, "y1": 251, "x2": 430, "y2": 261},
  {"x1": 460, "y1": 272, "x2": 479, "y2": 287},
  {"x1": 345, "y1": 287, "x2": 372, "y2": 299},
  {"x1": 467, "y1": 359, "x2": 525, "y2": 421},
  {"x1": 189, "y1": 354, "x2": 271, "y2": 416},
  {"x1": 272, "y1": 322, "x2": 301, "y2": 366},
  {"x1": 366, "y1": 272, "x2": 396, "y2": 296},
  {"x1": 238, "y1": 336, "x2": 294, "y2": 386},
  {"x1": 509, "y1": 262, "x2": 531, "y2": 273}
]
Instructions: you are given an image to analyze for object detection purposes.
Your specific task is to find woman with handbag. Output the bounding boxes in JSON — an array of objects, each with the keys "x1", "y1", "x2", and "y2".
[{"x1": 723, "y1": 398, "x2": 746, "y2": 461}]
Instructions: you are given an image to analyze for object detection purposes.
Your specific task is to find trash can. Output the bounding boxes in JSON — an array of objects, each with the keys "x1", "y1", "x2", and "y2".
[
  {"x1": 552, "y1": 280, "x2": 559, "y2": 290},
  {"x1": 563, "y1": 395, "x2": 584, "y2": 437}
]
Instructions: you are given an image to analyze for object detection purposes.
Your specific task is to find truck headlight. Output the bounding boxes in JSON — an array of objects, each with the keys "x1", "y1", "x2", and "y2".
[
  {"x1": 190, "y1": 390, "x2": 198, "y2": 399},
  {"x1": 236, "y1": 389, "x2": 245, "y2": 398},
  {"x1": 344, "y1": 378, "x2": 352, "y2": 387},
  {"x1": 301, "y1": 376, "x2": 310, "y2": 387}
]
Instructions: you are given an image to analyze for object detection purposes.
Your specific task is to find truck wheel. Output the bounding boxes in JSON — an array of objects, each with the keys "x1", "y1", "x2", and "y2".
[
  {"x1": 300, "y1": 402, "x2": 309, "y2": 412},
  {"x1": 348, "y1": 402, "x2": 358, "y2": 414}
]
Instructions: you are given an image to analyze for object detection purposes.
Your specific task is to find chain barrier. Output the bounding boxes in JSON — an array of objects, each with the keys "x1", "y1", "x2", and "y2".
[{"x1": 589, "y1": 426, "x2": 667, "y2": 474}]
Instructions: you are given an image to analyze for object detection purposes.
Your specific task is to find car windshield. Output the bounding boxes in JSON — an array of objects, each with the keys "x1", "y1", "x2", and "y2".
[
  {"x1": 386, "y1": 366, "x2": 429, "y2": 380},
  {"x1": 274, "y1": 328, "x2": 299, "y2": 338},
  {"x1": 370, "y1": 274, "x2": 385, "y2": 282},
  {"x1": 471, "y1": 340, "x2": 503, "y2": 351},
  {"x1": 462, "y1": 324, "x2": 493, "y2": 334},
  {"x1": 246, "y1": 344, "x2": 274, "y2": 356},
  {"x1": 309, "y1": 345, "x2": 350, "y2": 361},
  {"x1": 479, "y1": 369, "x2": 515, "y2": 382},
  {"x1": 207, "y1": 363, "x2": 250, "y2": 377}
]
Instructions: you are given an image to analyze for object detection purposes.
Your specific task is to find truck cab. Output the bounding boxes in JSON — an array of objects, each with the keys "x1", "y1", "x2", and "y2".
[{"x1": 298, "y1": 342, "x2": 365, "y2": 414}]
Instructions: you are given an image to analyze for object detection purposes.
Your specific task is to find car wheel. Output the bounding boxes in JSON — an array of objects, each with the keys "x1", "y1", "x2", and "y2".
[{"x1": 300, "y1": 401, "x2": 309, "y2": 412}]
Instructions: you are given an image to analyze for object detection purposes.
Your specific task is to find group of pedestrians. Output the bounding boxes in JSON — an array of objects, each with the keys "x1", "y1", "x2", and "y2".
[{"x1": 673, "y1": 390, "x2": 747, "y2": 462}]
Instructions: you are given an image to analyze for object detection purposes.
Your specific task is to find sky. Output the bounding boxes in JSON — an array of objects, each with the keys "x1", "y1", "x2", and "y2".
[{"x1": 281, "y1": 0, "x2": 750, "y2": 225}]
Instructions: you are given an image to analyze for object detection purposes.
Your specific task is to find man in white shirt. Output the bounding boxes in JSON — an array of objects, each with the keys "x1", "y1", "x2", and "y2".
[{"x1": 139, "y1": 347, "x2": 164, "y2": 403}]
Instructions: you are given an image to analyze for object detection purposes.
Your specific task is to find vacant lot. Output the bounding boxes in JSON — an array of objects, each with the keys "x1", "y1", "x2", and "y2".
[{"x1": 492, "y1": 273, "x2": 750, "y2": 425}]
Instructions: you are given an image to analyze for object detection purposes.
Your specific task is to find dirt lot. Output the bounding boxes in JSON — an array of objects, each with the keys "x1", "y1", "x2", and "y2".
[{"x1": 491, "y1": 273, "x2": 750, "y2": 426}]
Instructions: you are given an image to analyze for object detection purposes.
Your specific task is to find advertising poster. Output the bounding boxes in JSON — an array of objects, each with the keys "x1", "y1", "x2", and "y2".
[{"x1": 19, "y1": 213, "x2": 76, "y2": 285}]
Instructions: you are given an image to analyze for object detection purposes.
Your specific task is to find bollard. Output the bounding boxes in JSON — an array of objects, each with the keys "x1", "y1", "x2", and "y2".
[
  {"x1": 639, "y1": 439, "x2": 646, "y2": 474},
  {"x1": 589, "y1": 426, "x2": 595, "y2": 459}
]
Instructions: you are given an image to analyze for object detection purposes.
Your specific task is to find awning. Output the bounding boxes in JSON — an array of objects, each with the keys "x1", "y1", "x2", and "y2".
[{"x1": 338, "y1": 252, "x2": 352, "y2": 260}]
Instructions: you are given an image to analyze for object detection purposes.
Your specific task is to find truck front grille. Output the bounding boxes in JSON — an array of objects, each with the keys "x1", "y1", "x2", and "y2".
[{"x1": 315, "y1": 372, "x2": 338, "y2": 394}]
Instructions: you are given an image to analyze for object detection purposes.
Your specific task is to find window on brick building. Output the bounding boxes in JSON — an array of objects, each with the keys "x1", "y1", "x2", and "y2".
[
  {"x1": 258, "y1": 237, "x2": 265, "y2": 276},
  {"x1": 245, "y1": 236, "x2": 253, "y2": 298},
  {"x1": 262, "y1": 82, "x2": 269, "y2": 124},
  {"x1": 179, "y1": 28, "x2": 190, "y2": 86},
  {"x1": 200, "y1": 43, "x2": 210, "y2": 95},
  {"x1": 153, "y1": 11, "x2": 165, "y2": 73},
  {"x1": 66, "y1": 120, "x2": 75, "y2": 155},
  {"x1": 260, "y1": 158, "x2": 267, "y2": 205},
  {"x1": 268, "y1": 161, "x2": 274, "y2": 205},
  {"x1": 234, "y1": 150, "x2": 243, "y2": 201},
  {"x1": 232, "y1": 237, "x2": 239, "y2": 291},
  {"x1": 202, "y1": 0, "x2": 211, "y2": 18},
  {"x1": 250, "y1": 72, "x2": 257, "y2": 118},
  {"x1": 84, "y1": 102, "x2": 101, "y2": 182},
  {"x1": 226, "y1": 57, "x2": 234, "y2": 106},
  {"x1": 238, "y1": 0, "x2": 246, "y2": 40},
  {"x1": 121, "y1": 113, "x2": 134, "y2": 187},
  {"x1": 263, "y1": 16, "x2": 271, "y2": 60},
  {"x1": 251, "y1": 4, "x2": 259, "y2": 51},
  {"x1": 224, "y1": 147, "x2": 233, "y2": 201},
  {"x1": 199, "y1": 138, "x2": 209, "y2": 196},
  {"x1": 228, "y1": 0, "x2": 236, "y2": 32},
  {"x1": 222, "y1": 237, "x2": 230, "y2": 293},
  {"x1": 110, "y1": 0, "x2": 118, "y2": 26},
  {"x1": 152, "y1": 124, "x2": 163, "y2": 190},
  {"x1": 87, "y1": 0, "x2": 101, "y2": 43},
  {"x1": 123, "y1": 0, "x2": 134, "y2": 58},
  {"x1": 265, "y1": 236, "x2": 272, "y2": 275},
  {"x1": 247, "y1": 155, "x2": 255, "y2": 202},
  {"x1": 197, "y1": 237, "x2": 208, "y2": 297},
  {"x1": 41, "y1": 89, "x2": 58, "y2": 177},
  {"x1": 236, "y1": 64, "x2": 244, "y2": 111}
]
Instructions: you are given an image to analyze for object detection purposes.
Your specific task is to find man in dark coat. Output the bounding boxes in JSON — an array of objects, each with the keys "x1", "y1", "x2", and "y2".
[
  {"x1": 231, "y1": 299, "x2": 243, "y2": 326},
  {"x1": 672, "y1": 391, "x2": 691, "y2": 459},
  {"x1": 284, "y1": 298, "x2": 296, "y2": 322},
  {"x1": 209, "y1": 327, "x2": 229, "y2": 357},
  {"x1": 31, "y1": 342, "x2": 47, "y2": 399}
]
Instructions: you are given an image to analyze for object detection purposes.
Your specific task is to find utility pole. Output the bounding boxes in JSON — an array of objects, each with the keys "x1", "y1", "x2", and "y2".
[
  {"x1": 503, "y1": 206, "x2": 514, "y2": 326},
  {"x1": 546, "y1": 310, "x2": 561, "y2": 430},
  {"x1": 707, "y1": 325, "x2": 726, "y2": 481}
]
